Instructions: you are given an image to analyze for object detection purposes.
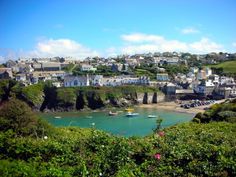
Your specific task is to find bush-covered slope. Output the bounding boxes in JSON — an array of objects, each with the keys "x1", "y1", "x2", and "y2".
[
  {"x1": 0, "y1": 99, "x2": 236, "y2": 176},
  {"x1": 194, "y1": 99, "x2": 236, "y2": 123},
  {"x1": 0, "y1": 122, "x2": 235, "y2": 176}
]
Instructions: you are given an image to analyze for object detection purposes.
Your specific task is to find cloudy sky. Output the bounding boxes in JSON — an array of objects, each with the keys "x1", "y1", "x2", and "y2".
[{"x1": 0, "y1": 0, "x2": 236, "y2": 61}]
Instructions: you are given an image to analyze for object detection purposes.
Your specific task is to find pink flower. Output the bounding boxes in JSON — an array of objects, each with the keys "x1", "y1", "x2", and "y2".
[
  {"x1": 158, "y1": 131, "x2": 165, "y2": 137},
  {"x1": 154, "y1": 153, "x2": 161, "y2": 160}
]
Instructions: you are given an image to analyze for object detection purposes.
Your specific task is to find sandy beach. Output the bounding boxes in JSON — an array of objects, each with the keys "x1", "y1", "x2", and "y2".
[{"x1": 138, "y1": 99, "x2": 226, "y2": 115}]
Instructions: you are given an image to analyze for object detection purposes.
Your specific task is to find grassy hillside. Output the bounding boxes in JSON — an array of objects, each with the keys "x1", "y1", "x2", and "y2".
[{"x1": 207, "y1": 60, "x2": 236, "y2": 75}]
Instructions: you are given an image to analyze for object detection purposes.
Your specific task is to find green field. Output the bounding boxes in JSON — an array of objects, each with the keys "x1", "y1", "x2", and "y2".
[{"x1": 207, "y1": 60, "x2": 236, "y2": 74}]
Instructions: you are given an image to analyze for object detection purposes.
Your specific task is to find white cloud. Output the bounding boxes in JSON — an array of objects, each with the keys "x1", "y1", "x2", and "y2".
[
  {"x1": 233, "y1": 42, "x2": 236, "y2": 48},
  {"x1": 121, "y1": 33, "x2": 165, "y2": 43},
  {"x1": 190, "y1": 38, "x2": 223, "y2": 53},
  {"x1": 120, "y1": 33, "x2": 224, "y2": 54},
  {"x1": 26, "y1": 38, "x2": 99, "y2": 59},
  {"x1": 181, "y1": 27, "x2": 199, "y2": 34},
  {"x1": 0, "y1": 56, "x2": 5, "y2": 63},
  {"x1": 105, "y1": 47, "x2": 118, "y2": 57}
]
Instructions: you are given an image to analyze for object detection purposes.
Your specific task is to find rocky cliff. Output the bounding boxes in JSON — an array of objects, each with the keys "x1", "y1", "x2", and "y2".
[
  {"x1": 41, "y1": 89, "x2": 165, "y2": 112},
  {"x1": 0, "y1": 80, "x2": 165, "y2": 112}
]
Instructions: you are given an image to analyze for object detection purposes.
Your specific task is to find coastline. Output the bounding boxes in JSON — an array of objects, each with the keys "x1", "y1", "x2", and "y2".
[
  {"x1": 138, "y1": 102, "x2": 204, "y2": 115},
  {"x1": 40, "y1": 100, "x2": 227, "y2": 116},
  {"x1": 138, "y1": 99, "x2": 227, "y2": 115}
]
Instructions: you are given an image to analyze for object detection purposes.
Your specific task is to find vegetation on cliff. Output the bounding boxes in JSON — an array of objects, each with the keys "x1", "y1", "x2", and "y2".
[
  {"x1": 194, "y1": 99, "x2": 236, "y2": 123},
  {"x1": 0, "y1": 80, "x2": 162, "y2": 111}
]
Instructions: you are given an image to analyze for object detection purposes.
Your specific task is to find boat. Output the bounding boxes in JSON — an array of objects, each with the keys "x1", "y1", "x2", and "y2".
[
  {"x1": 109, "y1": 111, "x2": 118, "y2": 116},
  {"x1": 126, "y1": 112, "x2": 139, "y2": 117},
  {"x1": 54, "y1": 116, "x2": 61, "y2": 119},
  {"x1": 125, "y1": 108, "x2": 134, "y2": 112},
  {"x1": 148, "y1": 115, "x2": 157, "y2": 118}
]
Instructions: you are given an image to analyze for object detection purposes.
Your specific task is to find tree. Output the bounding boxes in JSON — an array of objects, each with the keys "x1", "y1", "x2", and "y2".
[{"x1": 0, "y1": 98, "x2": 52, "y2": 136}]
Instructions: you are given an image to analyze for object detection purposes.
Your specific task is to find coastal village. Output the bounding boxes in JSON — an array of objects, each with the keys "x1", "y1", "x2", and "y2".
[{"x1": 1, "y1": 52, "x2": 236, "y2": 103}]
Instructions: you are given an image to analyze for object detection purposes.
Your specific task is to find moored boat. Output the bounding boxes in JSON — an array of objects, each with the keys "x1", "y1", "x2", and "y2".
[
  {"x1": 126, "y1": 112, "x2": 139, "y2": 117},
  {"x1": 54, "y1": 116, "x2": 61, "y2": 119},
  {"x1": 125, "y1": 108, "x2": 134, "y2": 112},
  {"x1": 148, "y1": 115, "x2": 157, "y2": 118},
  {"x1": 109, "y1": 111, "x2": 118, "y2": 116}
]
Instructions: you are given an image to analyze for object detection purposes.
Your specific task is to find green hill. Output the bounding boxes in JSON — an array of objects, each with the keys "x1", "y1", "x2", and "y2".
[{"x1": 207, "y1": 60, "x2": 236, "y2": 75}]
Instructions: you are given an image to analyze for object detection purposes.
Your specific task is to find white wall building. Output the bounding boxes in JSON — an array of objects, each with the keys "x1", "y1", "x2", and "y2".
[
  {"x1": 205, "y1": 67, "x2": 212, "y2": 77},
  {"x1": 64, "y1": 75, "x2": 89, "y2": 87},
  {"x1": 81, "y1": 64, "x2": 97, "y2": 72},
  {"x1": 157, "y1": 73, "x2": 169, "y2": 81}
]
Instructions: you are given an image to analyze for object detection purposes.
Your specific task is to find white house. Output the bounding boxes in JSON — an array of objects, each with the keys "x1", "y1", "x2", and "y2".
[
  {"x1": 197, "y1": 70, "x2": 207, "y2": 80},
  {"x1": 220, "y1": 76, "x2": 235, "y2": 85},
  {"x1": 64, "y1": 75, "x2": 89, "y2": 87},
  {"x1": 190, "y1": 67, "x2": 199, "y2": 74},
  {"x1": 205, "y1": 67, "x2": 212, "y2": 77},
  {"x1": 157, "y1": 73, "x2": 169, "y2": 81},
  {"x1": 90, "y1": 75, "x2": 103, "y2": 86},
  {"x1": 208, "y1": 74, "x2": 220, "y2": 84},
  {"x1": 15, "y1": 73, "x2": 27, "y2": 82},
  {"x1": 102, "y1": 77, "x2": 122, "y2": 86},
  {"x1": 195, "y1": 80, "x2": 215, "y2": 95},
  {"x1": 81, "y1": 64, "x2": 97, "y2": 72}
]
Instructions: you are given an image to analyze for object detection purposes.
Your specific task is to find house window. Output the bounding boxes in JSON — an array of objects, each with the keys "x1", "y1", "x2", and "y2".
[{"x1": 74, "y1": 80, "x2": 78, "y2": 86}]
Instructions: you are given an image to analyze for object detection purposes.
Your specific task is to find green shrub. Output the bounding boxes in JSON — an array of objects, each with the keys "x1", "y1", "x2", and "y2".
[
  {"x1": 0, "y1": 99, "x2": 53, "y2": 137},
  {"x1": 21, "y1": 83, "x2": 44, "y2": 106}
]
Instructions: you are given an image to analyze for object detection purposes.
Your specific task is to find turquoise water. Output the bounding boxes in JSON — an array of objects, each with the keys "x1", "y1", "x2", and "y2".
[{"x1": 40, "y1": 107, "x2": 194, "y2": 137}]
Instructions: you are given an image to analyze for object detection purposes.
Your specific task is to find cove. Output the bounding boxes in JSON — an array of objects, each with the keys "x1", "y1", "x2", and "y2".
[{"x1": 40, "y1": 107, "x2": 194, "y2": 137}]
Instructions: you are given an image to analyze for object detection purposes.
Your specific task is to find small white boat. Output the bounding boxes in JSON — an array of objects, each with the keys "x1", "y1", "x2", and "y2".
[
  {"x1": 148, "y1": 115, "x2": 157, "y2": 118},
  {"x1": 109, "y1": 111, "x2": 118, "y2": 116},
  {"x1": 126, "y1": 112, "x2": 139, "y2": 117},
  {"x1": 54, "y1": 116, "x2": 61, "y2": 119}
]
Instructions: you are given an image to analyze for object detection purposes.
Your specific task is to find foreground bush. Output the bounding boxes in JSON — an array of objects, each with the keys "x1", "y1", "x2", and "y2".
[
  {"x1": 0, "y1": 122, "x2": 235, "y2": 176},
  {"x1": 0, "y1": 98, "x2": 54, "y2": 137}
]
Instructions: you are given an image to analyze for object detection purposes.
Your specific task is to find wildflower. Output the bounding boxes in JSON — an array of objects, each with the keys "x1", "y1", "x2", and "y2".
[
  {"x1": 154, "y1": 153, "x2": 161, "y2": 160},
  {"x1": 158, "y1": 131, "x2": 165, "y2": 137}
]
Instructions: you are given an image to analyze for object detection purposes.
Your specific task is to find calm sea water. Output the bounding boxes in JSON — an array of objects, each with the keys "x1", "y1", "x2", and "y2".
[{"x1": 40, "y1": 107, "x2": 194, "y2": 137}]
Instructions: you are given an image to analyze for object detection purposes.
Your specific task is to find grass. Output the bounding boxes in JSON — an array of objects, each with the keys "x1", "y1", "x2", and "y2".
[{"x1": 206, "y1": 60, "x2": 236, "y2": 74}]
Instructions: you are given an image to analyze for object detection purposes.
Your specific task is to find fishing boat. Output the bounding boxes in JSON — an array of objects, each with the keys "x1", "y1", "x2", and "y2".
[
  {"x1": 148, "y1": 115, "x2": 157, "y2": 118},
  {"x1": 109, "y1": 111, "x2": 118, "y2": 116},
  {"x1": 125, "y1": 108, "x2": 134, "y2": 112},
  {"x1": 54, "y1": 116, "x2": 61, "y2": 119},
  {"x1": 126, "y1": 112, "x2": 139, "y2": 117}
]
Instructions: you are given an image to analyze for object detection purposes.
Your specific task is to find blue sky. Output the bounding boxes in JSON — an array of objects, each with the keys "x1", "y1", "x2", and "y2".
[{"x1": 0, "y1": 0, "x2": 236, "y2": 61}]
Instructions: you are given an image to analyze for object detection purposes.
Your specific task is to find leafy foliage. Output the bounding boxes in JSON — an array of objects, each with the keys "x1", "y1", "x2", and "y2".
[
  {"x1": 163, "y1": 64, "x2": 190, "y2": 77},
  {"x1": 0, "y1": 99, "x2": 53, "y2": 136},
  {"x1": 194, "y1": 99, "x2": 236, "y2": 123},
  {"x1": 0, "y1": 121, "x2": 235, "y2": 176},
  {"x1": 0, "y1": 79, "x2": 17, "y2": 101},
  {"x1": 21, "y1": 83, "x2": 44, "y2": 106}
]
